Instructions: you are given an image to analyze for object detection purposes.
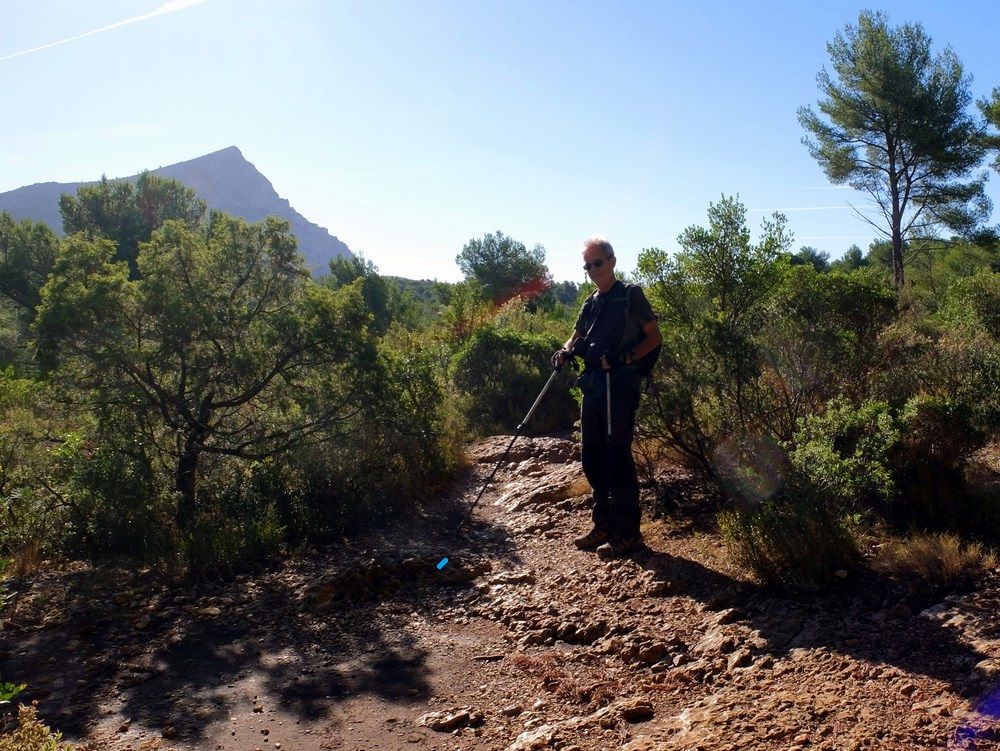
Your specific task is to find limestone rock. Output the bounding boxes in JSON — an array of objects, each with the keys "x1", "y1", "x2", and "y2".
[
  {"x1": 507, "y1": 724, "x2": 556, "y2": 750},
  {"x1": 621, "y1": 737, "x2": 665, "y2": 751},
  {"x1": 727, "y1": 647, "x2": 753, "y2": 672},
  {"x1": 693, "y1": 626, "x2": 737, "y2": 657},
  {"x1": 417, "y1": 708, "x2": 481, "y2": 731}
]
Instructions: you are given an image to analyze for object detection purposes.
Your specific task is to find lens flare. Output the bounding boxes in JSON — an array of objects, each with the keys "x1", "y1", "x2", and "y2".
[
  {"x1": 950, "y1": 685, "x2": 1000, "y2": 748},
  {"x1": 497, "y1": 275, "x2": 553, "y2": 307},
  {"x1": 711, "y1": 433, "x2": 788, "y2": 504}
]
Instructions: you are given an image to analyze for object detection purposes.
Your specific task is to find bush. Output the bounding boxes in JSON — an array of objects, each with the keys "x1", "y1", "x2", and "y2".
[
  {"x1": 49, "y1": 431, "x2": 172, "y2": 560},
  {"x1": 185, "y1": 488, "x2": 284, "y2": 577},
  {"x1": 0, "y1": 704, "x2": 74, "y2": 751},
  {"x1": 718, "y1": 398, "x2": 899, "y2": 590},
  {"x1": 451, "y1": 325, "x2": 576, "y2": 435},
  {"x1": 178, "y1": 333, "x2": 467, "y2": 561},
  {"x1": 899, "y1": 395, "x2": 982, "y2": 470},
  {"x1": 718, "y1": 481, "x2": 859, "y2": 591},
  {"x1": 759, "y1": 265, "x2": 896, "y2": 436},
  {"x1": 957, "y1": 269, "x2": 1000, "y2": 340},
  {"x1": 0, "y1": 372, "x2": 68, "y2": 571},
  {"x1": 634, "y1": 197, "x2": 791, "y2": 480},
  {"x1": 788, "y1": 398, "x2": 900, "y2": 511},
  {"x1": 876, "y1": 532, "x2": 996, "y2": 593}
]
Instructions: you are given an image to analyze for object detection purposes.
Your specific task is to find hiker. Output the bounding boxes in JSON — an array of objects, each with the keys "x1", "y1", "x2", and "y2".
[{"x1": 551, "y1": 237, "x2": 662, "y2": 557}]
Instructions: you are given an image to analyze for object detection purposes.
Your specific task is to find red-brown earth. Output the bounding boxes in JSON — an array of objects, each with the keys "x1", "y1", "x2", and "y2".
[{"x1": 3, "y1": 435, "x2": 1000, "y2": 750}]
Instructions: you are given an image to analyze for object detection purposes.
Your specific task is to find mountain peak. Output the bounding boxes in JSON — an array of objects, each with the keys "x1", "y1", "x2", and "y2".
[{"x1": 0, "y1": 148, "x2": 352, "y2": 274}]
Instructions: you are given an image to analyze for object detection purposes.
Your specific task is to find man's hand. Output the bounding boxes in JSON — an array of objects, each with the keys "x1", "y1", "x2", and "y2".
[
  {"x1": 551, "y1": 348, "x2": 570, "y2": 370},
  {"x1": 618, "y1": 348, "x2": 637, "y2": 367}
]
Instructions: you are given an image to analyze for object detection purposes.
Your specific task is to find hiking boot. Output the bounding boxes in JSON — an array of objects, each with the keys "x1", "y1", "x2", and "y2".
[
  {"x1": 573, "y1": 528, "x2": 610, "y2": 551},
  {"x1": 597, "y1": 534, "x2": 645, "y2": 558}
]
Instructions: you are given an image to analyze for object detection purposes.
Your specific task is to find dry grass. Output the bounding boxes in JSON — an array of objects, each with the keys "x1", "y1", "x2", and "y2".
[
  {"x1": 12, "y1": 540, "x2": 41, "y2": 579},
  {"x1": 876, "y1": 532, "x2": 997, "y2": 591},
  {"x1": 509, "y1": 651, "x2": 614, "y2": 709},
  {"x1": 564, "y1": 475, "x2": 592, "y2": 500}
]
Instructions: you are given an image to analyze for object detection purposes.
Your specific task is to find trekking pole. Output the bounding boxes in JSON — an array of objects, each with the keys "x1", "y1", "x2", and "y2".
[
  {"x1": 456, "y1": 365, "x2": 563, "y2": 531},
  {"x1": 606, "y1": 369, "x2": 612, "y2": 439}
]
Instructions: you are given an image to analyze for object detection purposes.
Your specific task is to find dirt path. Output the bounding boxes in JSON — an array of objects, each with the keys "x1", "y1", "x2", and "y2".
[{"x1": 4, "y1": 435, "x2": 1000, "y2": 750}]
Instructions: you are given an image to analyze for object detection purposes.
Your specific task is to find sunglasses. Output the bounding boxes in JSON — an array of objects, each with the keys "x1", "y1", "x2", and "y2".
[{"x1": 583, "y1": 258, "x2": 608, "y2": 271}]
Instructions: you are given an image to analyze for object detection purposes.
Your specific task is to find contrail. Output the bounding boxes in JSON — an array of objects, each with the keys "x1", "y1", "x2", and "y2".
[
  {"x1": 750, "y1": 206, "x2": 851, "y2": 212},
  {"x1": 0, "y1": 0, "x2": 208, "y2": 63}
]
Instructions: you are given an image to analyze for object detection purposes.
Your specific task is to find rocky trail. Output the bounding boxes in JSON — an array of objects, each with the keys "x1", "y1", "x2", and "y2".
[{"x1": 3, "y1": 435, "x2": 1000, "y2": 750}]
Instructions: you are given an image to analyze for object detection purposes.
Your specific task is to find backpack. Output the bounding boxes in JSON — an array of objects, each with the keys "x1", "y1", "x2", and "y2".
[{"x1": 620, "y1": 283, "x2": 662, "y2": 377}]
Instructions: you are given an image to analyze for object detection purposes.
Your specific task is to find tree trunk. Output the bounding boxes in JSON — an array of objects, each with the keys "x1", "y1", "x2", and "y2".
[
  {"x1": 175, "y1": 442, "x2": 200, "y2": 534},
  {"x1": 888, "y1": 141, "x2": 905, "y2": 289},
  {"x1": 891, "y1": 228, "x2": 904, "y2": 289},
  {"x1": 175, "y1": 392, "x2": 214, "y2": 534}
]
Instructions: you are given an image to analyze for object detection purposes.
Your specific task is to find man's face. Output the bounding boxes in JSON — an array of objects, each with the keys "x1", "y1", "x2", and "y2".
[{"x1": 583, "y1": 244, "x2": 615, "y2": 286}]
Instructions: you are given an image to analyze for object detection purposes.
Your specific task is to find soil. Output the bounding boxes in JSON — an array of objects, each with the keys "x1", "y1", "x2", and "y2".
[{"x1": 3, "y1": 434, "x2": 1000, "y2": 750}]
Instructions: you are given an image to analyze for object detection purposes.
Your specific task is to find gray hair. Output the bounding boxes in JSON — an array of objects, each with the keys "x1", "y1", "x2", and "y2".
[{"x1": 583, "y1": 236, "x2": 614, "y2": 258}]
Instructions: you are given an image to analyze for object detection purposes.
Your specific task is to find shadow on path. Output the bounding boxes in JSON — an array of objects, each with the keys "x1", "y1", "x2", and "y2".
[
  {"x1": 627, "y1": 542, "x2": 993, "y2": 703},
  {"x1": 0, "y1": 467, "x2": 522, "y2": 744}
]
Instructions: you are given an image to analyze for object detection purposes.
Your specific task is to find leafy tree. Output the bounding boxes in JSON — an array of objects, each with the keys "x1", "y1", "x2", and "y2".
[
  {"x1": 798, "y1": 10, "x2": 990, "y2": 289},
  {"x1": 456, "y1": 231, "x2": 552, "y2": 303},
  {"x1": 550, "y1": 280, "x2": 582, "y2": 306},
  {"x1": 33, "y1": 213, "x2": 375, "y2": 536},
  {"x1": 634, "y1": 196, "x2": 792, "y2": 480},
  {"x1": 831, "y1": 244, "x2": 869, "y2": 271},
  {"x1": 59, "y1": 171, "x2": 206, "y2": 275},
  {"x1": 0, "y1": 213, "x2": 59, "y2": 313},
  {"x1": 386, "y1": 276, "x2": 439, "y2": 307},
  {"x1": 325, "y1": 254, "x2": 404, "y2": 335},
  {"x1": 791, "y1": 246, "x2": 831, "y2": 271},
  {"x1": 979, "y1": 88, "x2": 1000, "y2": 174},
  {"x1": 0, "y1": 301, "x2": 19, "y2": 367}
]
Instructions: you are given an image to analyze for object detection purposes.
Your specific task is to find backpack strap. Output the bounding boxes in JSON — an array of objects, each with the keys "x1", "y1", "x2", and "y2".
[
  {"x1": 582, "y1": 289, "x2": 602, "y2": 339},
  {"x1": 619, "y1": 283, "x2": 637, "y2": 351}
]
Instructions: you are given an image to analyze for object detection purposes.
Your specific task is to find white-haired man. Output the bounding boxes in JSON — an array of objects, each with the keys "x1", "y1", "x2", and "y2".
[{"x1": 552, "y1": 237, "x2": 662, "y2": 557}]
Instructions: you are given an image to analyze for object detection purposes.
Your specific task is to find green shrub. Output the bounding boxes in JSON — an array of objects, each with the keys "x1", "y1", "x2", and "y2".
[
  {"x1": 0, "y1": 372, "x2": 66, "y2": 569},
  {"x1": 451, "y1": 325, "x2": 576, "y2": 435},
  {"x1": 899, "y1": 395, "x2": 982, "y2": 470},
  {"x1": 719, "y1": 482, "x2": 859, "y2": 591},
  {"x1": 0, "y1": 683, "x2": 25, "y2": 702},
  {"x1": 719, "y1": 397, "x2": 902, "y2": 590},
  {"x1": 788, "y1": 398, "x2": 900, "y2": 510},
  {"x1": 759, "y1": 265, "x2": 896, "y2": 436},
  {"x1": 958, "y1": 269, "x2": 1000, "y2": 340},
  {"x1": 878, "y1": 272, "x2": 1000, "y2": 427},
  {"x1": 184, "y1": 457, "x2": 285, "y2": 576},
  {"x1": 49, "y1": 431, "x2": 172, "y2": 560}
]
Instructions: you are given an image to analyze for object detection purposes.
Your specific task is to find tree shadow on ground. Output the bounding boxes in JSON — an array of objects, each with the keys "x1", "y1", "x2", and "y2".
[{"x1": 0, "y1": 469, "x2": 522, "y2": 745}]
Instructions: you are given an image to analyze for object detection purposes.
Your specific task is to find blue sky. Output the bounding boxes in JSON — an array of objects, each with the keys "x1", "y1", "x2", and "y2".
[{"x1": 3, "y1": 1, "x2": 1000, "y2": 282}]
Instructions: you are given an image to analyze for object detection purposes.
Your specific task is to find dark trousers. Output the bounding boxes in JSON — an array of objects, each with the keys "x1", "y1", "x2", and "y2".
[{"x1": 579, "y1": 370, "x2": 641, "y2": 539}]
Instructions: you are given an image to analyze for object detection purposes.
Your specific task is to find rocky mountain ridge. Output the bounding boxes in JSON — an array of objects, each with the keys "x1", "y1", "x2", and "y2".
[{"x1": 0, "y1": 146, "x2": 351, "y2": 274}]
